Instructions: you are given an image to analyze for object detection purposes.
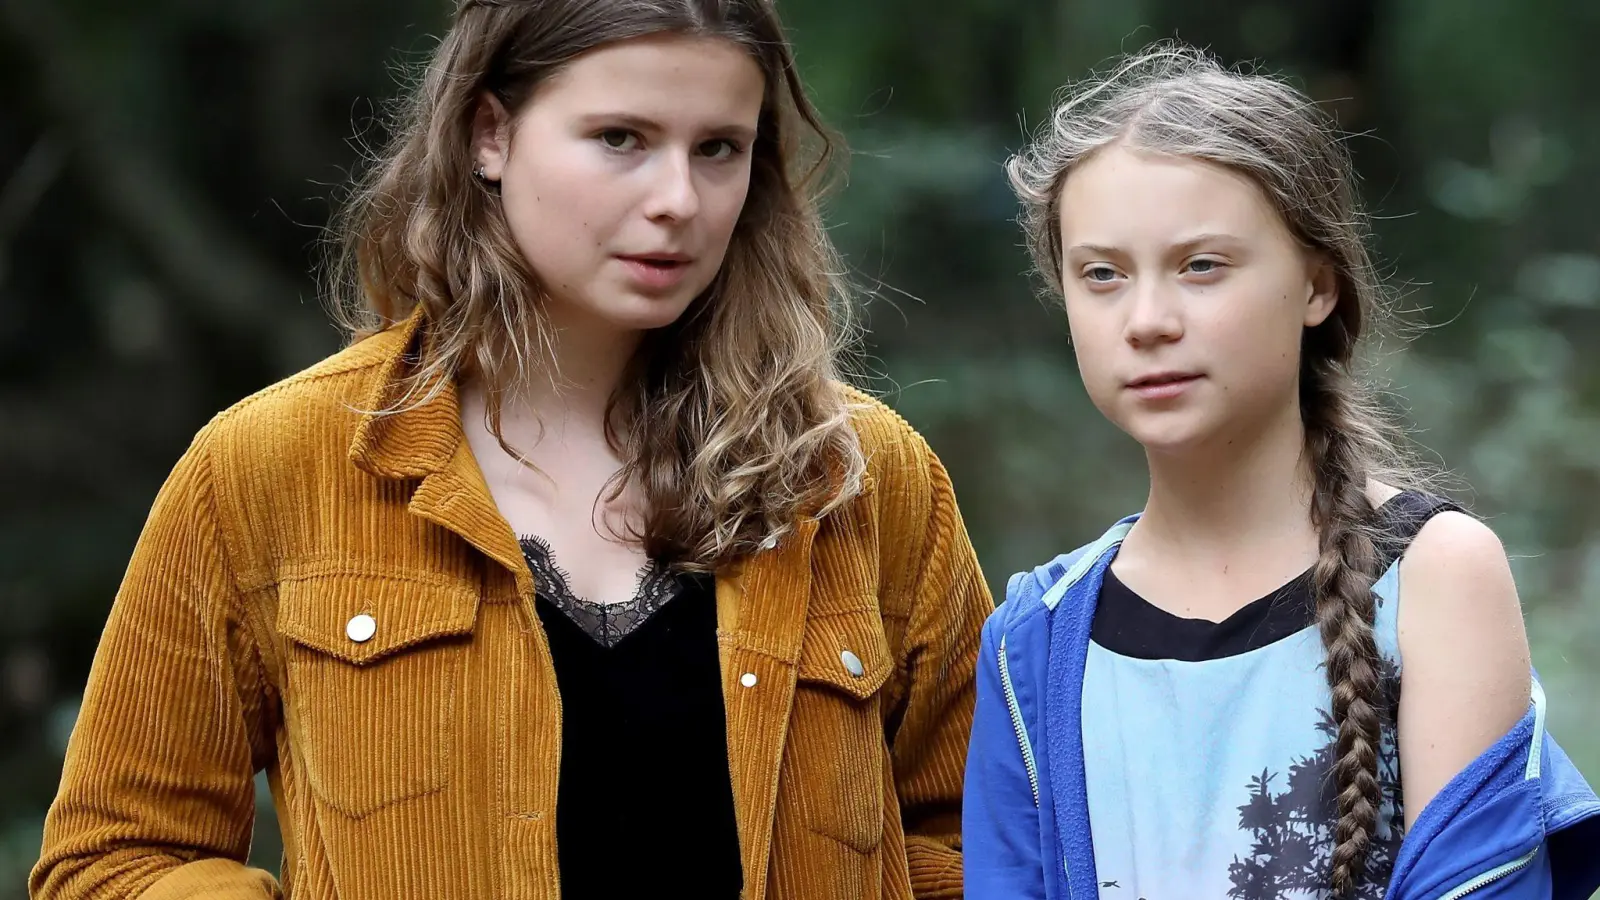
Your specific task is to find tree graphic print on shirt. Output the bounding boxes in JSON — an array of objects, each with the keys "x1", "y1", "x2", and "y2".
[{"x1": 1226, "y1": 663, "x2": 1405, "y2": 900}]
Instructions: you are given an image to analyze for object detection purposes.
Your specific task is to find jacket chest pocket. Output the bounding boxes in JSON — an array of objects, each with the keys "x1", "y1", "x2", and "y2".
[
  {"x1": 785, "y1": 607, "x2": 894, "y2": 853},
  {"x1": 276, "y1": 575, "x2": 479, "y2": 818}
]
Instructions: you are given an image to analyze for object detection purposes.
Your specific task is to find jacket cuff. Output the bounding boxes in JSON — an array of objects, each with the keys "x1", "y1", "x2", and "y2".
[
  {"x1": 139, "y1": 858, "x2": 282, "y2": 900},
  {"x1": 907, "y1": 839, "x2": 964, "y2": 899}
]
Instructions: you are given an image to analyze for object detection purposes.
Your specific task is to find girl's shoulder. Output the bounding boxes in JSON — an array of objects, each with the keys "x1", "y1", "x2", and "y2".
[{"x1": 1393, "y1": 501, "x2": 1526, "y2": 668}]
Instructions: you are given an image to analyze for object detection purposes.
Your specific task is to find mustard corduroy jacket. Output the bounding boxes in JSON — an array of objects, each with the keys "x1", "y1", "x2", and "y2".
[{"x1": 33, "y1": 318, "x2": 992, "y2": 900}]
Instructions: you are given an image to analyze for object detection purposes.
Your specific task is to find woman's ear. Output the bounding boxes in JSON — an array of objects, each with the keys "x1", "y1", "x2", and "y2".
[
  {"x1": 471, "y1": 92, "x2": 512, "y2": 182},
  {"x1": 1304, "y1": 253, "x2": 1339, "y2": 328}
]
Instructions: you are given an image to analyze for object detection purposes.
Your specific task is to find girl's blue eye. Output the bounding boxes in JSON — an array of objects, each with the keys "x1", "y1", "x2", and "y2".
[
  {"x1": 1186, "y1": 258, "x2": 1221, "y2": 274},
  {"x1": 1085, "y1": 266, "x2": 1118, "y2": 282}
]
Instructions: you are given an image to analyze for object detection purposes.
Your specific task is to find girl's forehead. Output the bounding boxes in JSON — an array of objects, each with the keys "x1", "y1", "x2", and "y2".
[{"x1": 1058, "y1": 148, "x2": 1285, "y2": 246}]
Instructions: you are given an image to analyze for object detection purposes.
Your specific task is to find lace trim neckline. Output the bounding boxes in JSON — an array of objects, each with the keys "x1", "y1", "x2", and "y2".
[{"x1": 518, "y1": 535, "x2": 685, "y2": 648}]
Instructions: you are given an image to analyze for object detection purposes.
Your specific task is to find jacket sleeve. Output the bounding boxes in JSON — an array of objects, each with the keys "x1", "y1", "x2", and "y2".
[
  {"x1": 962, "y1": 612, "x2": 1047, "y2": 899},
  {"x1": 885, "y1": 445, "x2": 994, "y2": 899},
  {"x1": 31, "y1": 422, "x2": 281, "y2": 899}
]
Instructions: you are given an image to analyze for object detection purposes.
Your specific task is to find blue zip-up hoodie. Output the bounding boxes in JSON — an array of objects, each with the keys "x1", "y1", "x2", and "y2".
[{"x1": 964, "y1": 517, "x2": 1600, "y2": 900}]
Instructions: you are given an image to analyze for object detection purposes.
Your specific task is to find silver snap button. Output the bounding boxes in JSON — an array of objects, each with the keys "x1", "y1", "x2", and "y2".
[
  {"x1": 740, "y1": 672, "x2": 759, "y2": 688},
  {"x1": 346, "y1": 614, "x2": 377, "y2": 643},
  {"x1": 840, "y1": 649, "x2": 865, "y2": 677},
  {"x1": 758, "y1": 534, "x2": 779, "y2": 551}
]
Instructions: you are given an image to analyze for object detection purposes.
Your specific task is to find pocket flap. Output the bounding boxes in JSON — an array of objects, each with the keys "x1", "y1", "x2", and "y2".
[
  {"x1": 277, "y1": 575, "x2": 479, "y2": 666},
  {"x1": 796, "y1": 609, "x2": 893, "y2": 700}
]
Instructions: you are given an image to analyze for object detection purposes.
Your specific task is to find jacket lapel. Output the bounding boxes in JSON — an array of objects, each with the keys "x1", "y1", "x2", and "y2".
[
  {"x1": 346, "y1": 312, "x2": 538, "y2": 617},
  {"x1": 407, "y1": 437, "x2": 539, "y2": 614}
]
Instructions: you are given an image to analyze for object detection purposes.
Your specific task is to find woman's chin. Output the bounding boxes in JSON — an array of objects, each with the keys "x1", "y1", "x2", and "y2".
[
  {"x1": 556, "y1": 290, "x2": 702, "y2": 336},
  {"x1": 1119, "y1": 417, "x2": 1217, "y2": 459}
]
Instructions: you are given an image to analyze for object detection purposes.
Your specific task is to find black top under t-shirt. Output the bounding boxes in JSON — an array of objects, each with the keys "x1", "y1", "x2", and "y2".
[
  {"x1": 521, "y1": 537, "x2": 742, "y2": 900},
  {"x1": 1092, "y1": 490, "x2": 1464, "y2": 661}
]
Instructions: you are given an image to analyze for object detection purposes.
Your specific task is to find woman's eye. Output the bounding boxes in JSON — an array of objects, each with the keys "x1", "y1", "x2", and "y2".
[
  {"x1": 1185, "y1": 258, "x2": 1223, "y2": 275},
  {"x1": 700, "y1": 139, "x2": 741, "y2": 160},
  {"x1": 598, "y1": 130, "x2": 639, "y2": 151},
  {"x1": 1084, "y1": 265, "x2": 1119, "y2": 283}
]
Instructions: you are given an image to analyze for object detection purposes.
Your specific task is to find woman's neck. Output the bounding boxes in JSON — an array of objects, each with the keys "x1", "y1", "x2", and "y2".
[
  {"x1": 458, "y1": 304, "x2": 652, "y2": 549},
  {"x1": 480, "y1": 302, "x2": 645, "y2": 458},
  {"x1": 457, "y1": 304, "x2": 657, "y2": 575},
  {"x1": 1129, "y1": 399, "x2": 1320, "y2": 575}
]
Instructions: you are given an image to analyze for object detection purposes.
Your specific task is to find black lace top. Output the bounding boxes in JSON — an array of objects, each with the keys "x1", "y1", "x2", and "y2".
[
  {"x1": 521, "y1": 536, "x2": 741, "y2": 899},
  {"x1": 521, "y1": 535, "x2": 687, "y2": 648}
]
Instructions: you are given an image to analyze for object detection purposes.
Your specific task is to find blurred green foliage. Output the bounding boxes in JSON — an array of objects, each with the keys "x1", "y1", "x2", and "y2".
[{"x1": 0, "y1": 0, "x2": 1595, "y2": 894}]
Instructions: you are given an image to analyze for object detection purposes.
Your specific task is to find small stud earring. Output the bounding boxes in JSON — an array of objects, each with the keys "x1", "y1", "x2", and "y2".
[{"x1": 473, "y1": 164, "x2": 486, "y2": 179}]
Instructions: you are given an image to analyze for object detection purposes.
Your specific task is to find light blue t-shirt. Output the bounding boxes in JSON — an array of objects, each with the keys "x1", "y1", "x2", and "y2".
[{"x1": 1081, "y1": 495, "x2": 1448, "y2": 900}]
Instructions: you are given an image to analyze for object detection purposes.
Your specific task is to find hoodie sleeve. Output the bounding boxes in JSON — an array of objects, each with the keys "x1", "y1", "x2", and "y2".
[{"x1": 962, "y1": 611, "x2": 1047, "y2": 899}]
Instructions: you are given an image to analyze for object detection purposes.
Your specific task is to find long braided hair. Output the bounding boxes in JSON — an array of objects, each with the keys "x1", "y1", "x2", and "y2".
[{"x1": 1007, "y1": 42, "x2": 1423, "y2": 894}]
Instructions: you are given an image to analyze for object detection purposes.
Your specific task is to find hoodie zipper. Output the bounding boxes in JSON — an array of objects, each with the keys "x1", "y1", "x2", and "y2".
[
  {"x1": 998, "y1": 638, "x2": 1072, "y2": 898},
  {"x1": 997, "y1": 636, "x2": 1040, "y2": 808},
  {"x1": 1436, "y1": 846, "x2": 1538, "y2": 899},
  {"x1": 1437, "y1": 680, "x2": 1545, "y2": 896},
  {"x1": 1386, "y1": 681, "x2": 1548, "y2": 899}
]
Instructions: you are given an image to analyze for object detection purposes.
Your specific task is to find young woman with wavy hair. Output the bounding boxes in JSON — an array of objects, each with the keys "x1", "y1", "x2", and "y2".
[{"x1": 34, "y1": 3, "x2": 992, "y2": 898}]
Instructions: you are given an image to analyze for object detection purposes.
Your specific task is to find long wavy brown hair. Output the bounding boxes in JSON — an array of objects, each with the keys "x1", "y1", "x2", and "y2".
[
  {"x1": 325, "y1": 0, "x2": 865, "y2": 571},
  {"x1": 1008, "y1": 43, "x2": 1429, "y2": 896}
]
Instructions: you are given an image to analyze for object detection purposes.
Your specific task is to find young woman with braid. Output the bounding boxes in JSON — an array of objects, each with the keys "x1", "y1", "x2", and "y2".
[{"x1": 963, "y1": 43, "x2": 1600, "y2": 900}]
